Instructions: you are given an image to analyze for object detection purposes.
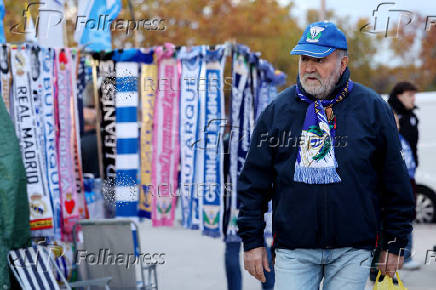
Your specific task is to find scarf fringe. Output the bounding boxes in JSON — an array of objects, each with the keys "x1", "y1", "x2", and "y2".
[{"x1": 294, "y1": 165, "x2": 341, "y2": 184}]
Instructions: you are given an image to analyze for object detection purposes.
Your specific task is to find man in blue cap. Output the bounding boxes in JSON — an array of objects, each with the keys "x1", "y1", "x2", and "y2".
[{"x1": 237, "y1": 21, "x2": 415, "y2": 289}]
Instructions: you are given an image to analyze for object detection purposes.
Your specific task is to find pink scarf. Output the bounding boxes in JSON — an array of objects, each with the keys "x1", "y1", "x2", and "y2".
[
  {"x1": 152, "y1": 43, "x2": 181, "y2": 226},
  {"x1": 55, "y1": 48, "x2": 79, "y2": 241}
]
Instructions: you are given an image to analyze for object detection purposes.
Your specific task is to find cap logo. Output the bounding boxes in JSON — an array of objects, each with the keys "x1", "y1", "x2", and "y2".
[{"x1": 306, "y1": 26, "x2": 325, "y2": 43}]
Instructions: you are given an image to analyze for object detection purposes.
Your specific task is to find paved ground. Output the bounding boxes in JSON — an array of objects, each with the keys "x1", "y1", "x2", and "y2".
[
  {"x1": 387, "y1": 224, "x2": 436, "y2": 290},
  {"x1": 137, "y1": 222, "x2": 436, "y2": 290}
]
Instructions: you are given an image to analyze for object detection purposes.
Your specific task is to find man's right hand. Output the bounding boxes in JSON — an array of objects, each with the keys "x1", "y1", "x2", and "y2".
[{"x1": 243, "y1": 247, "x2": 271, "y2": 283}]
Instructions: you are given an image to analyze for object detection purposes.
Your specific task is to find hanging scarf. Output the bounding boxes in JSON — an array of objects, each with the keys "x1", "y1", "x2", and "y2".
[
  {"x1": 138, "y1": 51, "x2": 156, "y2": 219},
  {"x1": 191, "y1": 48, "x2": 207, "y2": 231},
  {"x1": 201, "y1": 46, "x2": 226, "y2": 237},
  {"x1": 114, "y1": 61, "x2": 139, "y2": 217},
  {"x1": 55, "y1": 48, "x2": 79, "y2": 241},
  {"x1": 178, "y1": 46, "x2": 204, "y2": 229},
  {"x1": 30, "y1": 45, "x2": 54, "y2": 237},
  {"x1": 95, "y1": 54, "x2": 117, "y2": 205},
  {"x1": 10, "y1": 44, "x2": 54, "y2": 236},
  {"x1": 152, "y1": 43, "x2": 180, "y2": 227},
  {"x1": 112, "y1": 49, "x2": 154, "y2": 218},
  {"x1": 227, "y1": 45, "x2": 250, "y2": 241},
  {"x1": 256, "y1": 60, "x2": 273, "y2": 120},
  {"x1": 29, "y1": 46, "x2": 47, "y2": 191},
  {"x1": 0, "y1": 44, "x2": 10, "y2": 113},
  {"x1": 71, "y1": 49, "x2": 88, "y2": 219},
  {"x1": 41, "y1": 47, "x2": 62, "y2": 241},
  {"x1": 294, "y1": 71, "x2": 353, "y2": 184}
]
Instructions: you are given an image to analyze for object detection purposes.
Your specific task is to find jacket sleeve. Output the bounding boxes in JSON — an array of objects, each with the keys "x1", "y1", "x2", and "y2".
[
  {"x1": 237, "y1": 104, "x2": 275, "y2": 252},
  {"x1": 0, "y1": 96, "x2": 30, "y2": 250},
  {"x1": 377, "y1": 100, "x2": 415, "y2": 256}
]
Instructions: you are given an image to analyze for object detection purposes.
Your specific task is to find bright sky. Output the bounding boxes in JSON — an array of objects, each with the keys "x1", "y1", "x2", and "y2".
[
  {"x1": 287, "y1": 0, "x2": 435, "y2": 23},
  {"x1": 281, "y1": 0, "x2": 436, "y2": 66}
]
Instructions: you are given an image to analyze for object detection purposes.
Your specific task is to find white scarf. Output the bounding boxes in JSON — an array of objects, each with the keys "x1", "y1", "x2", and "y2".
[{"x1": 11, "y1": 45, "x2": 54, "y2": 237}]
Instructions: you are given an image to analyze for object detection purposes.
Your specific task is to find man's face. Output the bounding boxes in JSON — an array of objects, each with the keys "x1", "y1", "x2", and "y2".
[
  {"x1": 298, "y1": 51, "x2": 347, "y2": 99},
  {"x1": 397, "y1": 90, "x2": 416, "y2": 110}
]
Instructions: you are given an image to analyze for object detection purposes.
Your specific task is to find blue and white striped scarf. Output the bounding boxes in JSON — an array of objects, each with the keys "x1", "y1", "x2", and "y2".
[{"x1": 114, "y1": 61, "x2": 139, "y2": 217}]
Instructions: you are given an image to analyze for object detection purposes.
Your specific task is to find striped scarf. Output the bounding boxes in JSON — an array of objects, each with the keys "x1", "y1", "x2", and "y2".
[
  {"x1": 179, "y1": 46, "x2": 204, "y2": 229},
  {"x1": 114, "y1": 61, "x2": 139, "y2": 217}
]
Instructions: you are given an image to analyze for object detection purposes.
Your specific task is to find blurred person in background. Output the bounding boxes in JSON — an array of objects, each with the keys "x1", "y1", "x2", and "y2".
[
  {"x1": 237, "y1": 21, "x2": 415, "y2": 289},
  {"x1": 81, "y1": 106, "x2": 99, "y2": 178},
  {"x1": 388, "y1": 82, "x2": 420, "y2": 270},
  {"x1": 0, "y1": 95, "x2": 30, "y2": 289},
  {"x1": 388, "y1": 82, "x2": 419, "y2": 170}
]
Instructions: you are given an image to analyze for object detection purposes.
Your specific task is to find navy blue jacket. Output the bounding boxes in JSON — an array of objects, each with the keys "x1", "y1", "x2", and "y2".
[{"x1": 237, "y1": 76, "x2": 415, "y2": 255}]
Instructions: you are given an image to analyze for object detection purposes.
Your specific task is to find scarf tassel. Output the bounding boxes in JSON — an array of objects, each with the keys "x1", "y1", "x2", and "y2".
[{"x1": 294, "y1": 165, "x2": 341, "y2": 184}]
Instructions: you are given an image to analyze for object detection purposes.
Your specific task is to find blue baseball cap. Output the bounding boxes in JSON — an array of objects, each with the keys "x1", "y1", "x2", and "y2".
[{"x1": 290, "y1": 21, "x2": 347, "y2": 58}]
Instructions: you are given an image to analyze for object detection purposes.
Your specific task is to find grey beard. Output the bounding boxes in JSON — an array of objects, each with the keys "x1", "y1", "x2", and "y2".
[{"x1": 301, "y1": 67, "x2": 342, "y2": 100}]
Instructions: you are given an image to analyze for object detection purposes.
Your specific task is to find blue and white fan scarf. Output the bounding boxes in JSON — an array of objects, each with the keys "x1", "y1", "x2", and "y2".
[
  {"x1": 294, "y1": 80, "x2": 353, "y2": 184},
  {"x1": 179, "y1": 46, "x2": 204, "y2": 229},
  {"x1": 114, "y1": 61, "x2": 139, "y2": 217},
  {"x1": 201, "y1": 46, "x2": 227, "y2": 237}
]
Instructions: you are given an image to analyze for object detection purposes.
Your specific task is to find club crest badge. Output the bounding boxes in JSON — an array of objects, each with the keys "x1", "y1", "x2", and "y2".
[
  {"x1": 307, "y1": 26, "x2": 325, "y2": 43},
  {"x1": 30, "y1": 193, "x2": 48, "y2": 218},
  {"x1": 203, "y1": 205, "x2": 220, "y2": 230}
]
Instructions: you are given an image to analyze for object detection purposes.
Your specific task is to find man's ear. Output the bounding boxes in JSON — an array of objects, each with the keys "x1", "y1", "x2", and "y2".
[{"x1": 341, "y1": 56, "x2": 349, "y2": 74}]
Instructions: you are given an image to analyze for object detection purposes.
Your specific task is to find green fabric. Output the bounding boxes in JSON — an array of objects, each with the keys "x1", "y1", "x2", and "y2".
[{"x1": 0, "y1": 94, "x2": 31, "y2": 289}]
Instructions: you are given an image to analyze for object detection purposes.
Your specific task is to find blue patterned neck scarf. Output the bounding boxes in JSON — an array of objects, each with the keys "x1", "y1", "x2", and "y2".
[{"x1": 294, "y1": 76, "x2": 353, "y2": 184}]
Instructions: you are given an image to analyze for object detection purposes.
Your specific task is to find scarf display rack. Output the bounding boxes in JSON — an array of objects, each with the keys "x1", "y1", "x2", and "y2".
[{"x1": 3, "y1": 42, "x2": 286, "y2": 247}]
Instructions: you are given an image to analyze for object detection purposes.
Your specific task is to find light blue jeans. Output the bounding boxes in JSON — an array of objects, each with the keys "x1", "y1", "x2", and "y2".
[{"x1": 275, "y1": 247, "x2": 372, "y2": 290}]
